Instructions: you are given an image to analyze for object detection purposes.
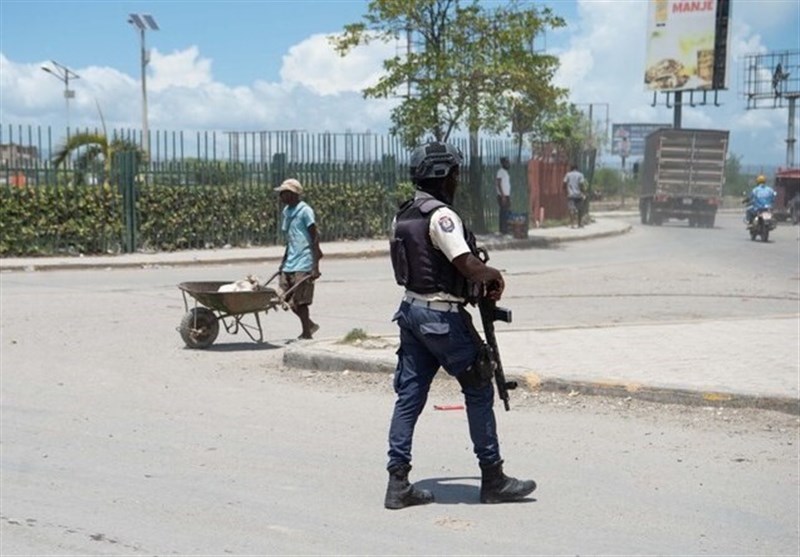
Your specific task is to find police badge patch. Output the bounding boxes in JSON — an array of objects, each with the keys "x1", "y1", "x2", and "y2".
[{"x1": 438, "y1": 215, "x2": 455, "y2": 233}]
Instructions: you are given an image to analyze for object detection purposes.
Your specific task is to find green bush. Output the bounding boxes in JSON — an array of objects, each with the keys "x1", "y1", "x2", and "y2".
[
  {"x1": 0, "y1": 180, "x2": 407, "y2": 256},
  {"x1": 0, "y1": 174, "x2": 485, "y2": 257},
  {"x1": 136, "y1": 184, "x2": 279, "y2": 251},
  {"x1": 0, "y1": 184, "x2": 123, "y2": 256},
  {"x1": 593, "y1": 167, "x2": 624, "y2": 197}
]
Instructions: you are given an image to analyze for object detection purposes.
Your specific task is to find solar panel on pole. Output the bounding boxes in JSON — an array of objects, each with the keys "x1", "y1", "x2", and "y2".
[{"x1": 143, "y1": 14, "x2": 159, "y2": 30}]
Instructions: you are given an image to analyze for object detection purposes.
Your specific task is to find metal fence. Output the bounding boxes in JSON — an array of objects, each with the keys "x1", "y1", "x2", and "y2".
[{"x1": 0, "y1": 124, "x2": 529, "y2": 255}]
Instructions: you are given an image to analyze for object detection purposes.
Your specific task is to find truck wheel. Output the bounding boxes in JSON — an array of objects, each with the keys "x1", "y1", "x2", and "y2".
[{"x1": 179, "y1": 307, "x2": 219, "y2": 349}]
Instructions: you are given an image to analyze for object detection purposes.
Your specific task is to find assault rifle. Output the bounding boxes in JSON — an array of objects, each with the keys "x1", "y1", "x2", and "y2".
[{"x1": 475, "y1": 248, "x2": 518, "y2": 411}]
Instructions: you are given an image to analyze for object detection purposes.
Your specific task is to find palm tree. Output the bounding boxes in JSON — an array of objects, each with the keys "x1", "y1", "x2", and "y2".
[
  {"x1": 52, "y1": 132, "x2": 146, "y2": 186},
  {"x1": 52, "y1": 101, "x2": 147, "y2": 185}
]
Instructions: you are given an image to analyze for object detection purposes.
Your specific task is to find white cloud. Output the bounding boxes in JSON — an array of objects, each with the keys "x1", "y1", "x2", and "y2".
[
  {"x1": 0, "y1": 36, "x2": 396, "y2": 136},
  {"x1": 149, "y1": 46, "x2": 213, "y2": 92},
  {"x1": 280, "y1": 32, "x2": 396, "y2": 95}
]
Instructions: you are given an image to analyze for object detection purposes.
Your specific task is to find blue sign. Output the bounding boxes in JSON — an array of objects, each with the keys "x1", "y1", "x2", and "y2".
[{"x1": 612, "y1": 123, "x2": 672, "y2": 157}]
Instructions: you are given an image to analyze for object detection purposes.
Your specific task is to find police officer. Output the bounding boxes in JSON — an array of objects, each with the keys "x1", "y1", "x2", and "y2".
[{"x1": 384, "y1": 141, "x2": 536, "y2": 510}]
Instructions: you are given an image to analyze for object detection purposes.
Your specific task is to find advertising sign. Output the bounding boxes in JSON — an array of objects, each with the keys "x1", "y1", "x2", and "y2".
[
  {"x1": 644, "y1": 0, "x2": 725, "y2": 91},
  {"x1": 612, "y1": 123, "x2": 672, "y2": 157}
]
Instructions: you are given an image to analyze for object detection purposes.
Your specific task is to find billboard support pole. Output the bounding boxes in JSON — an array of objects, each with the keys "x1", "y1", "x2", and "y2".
[
  {"x1": 620, "y1": 154, "x2": 627, "y2": 208},
  {"x1": 673, "y1": 91, "x2": 683, "y2": 130},
  {"x1": 788, "y1": 96, "x2": 797, "y2": 168}
]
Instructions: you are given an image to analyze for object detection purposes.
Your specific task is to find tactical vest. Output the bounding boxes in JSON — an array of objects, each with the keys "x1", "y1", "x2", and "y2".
[{"x1": 390, "y1": 196, "x2": 480, "y2": 300}]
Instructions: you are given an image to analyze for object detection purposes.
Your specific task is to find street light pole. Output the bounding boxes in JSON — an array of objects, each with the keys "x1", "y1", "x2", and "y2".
[
  {"x1": 41, "y1": 60, "x2": 80, "y2": 130},
  {"x1": 128, "y1": 13, "x2": 159, "y2": 156}
]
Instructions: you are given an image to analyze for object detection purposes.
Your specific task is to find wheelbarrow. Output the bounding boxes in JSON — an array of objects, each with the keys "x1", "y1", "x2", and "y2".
[{"x1": 177, "y1": 271, "x2": 309, "y2": 349}]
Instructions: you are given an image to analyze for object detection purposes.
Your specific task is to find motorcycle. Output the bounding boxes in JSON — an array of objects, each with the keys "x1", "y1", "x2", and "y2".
[{"x1": 747, "y1": 207, "x2": 776, "y2": 242}]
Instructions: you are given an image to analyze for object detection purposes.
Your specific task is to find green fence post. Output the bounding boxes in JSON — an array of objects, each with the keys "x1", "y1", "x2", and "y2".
[
  {"x1": 381, "y1": 154, "x2": 397, "y2": 190},
  {"x1": 469, "y1": 156, "x2": 487, "y2": 233},
  {"x1": 272, "y1": 153, "x2": 287, "y2": 188},
  {"x1": 117, "y1": 150, "x2": 137, "y2": 253}
]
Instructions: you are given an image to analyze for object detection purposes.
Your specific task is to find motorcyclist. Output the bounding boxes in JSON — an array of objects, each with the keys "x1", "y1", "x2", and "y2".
[{"x1": 744, "y1": 175, "x2": 777, "y2": 225}]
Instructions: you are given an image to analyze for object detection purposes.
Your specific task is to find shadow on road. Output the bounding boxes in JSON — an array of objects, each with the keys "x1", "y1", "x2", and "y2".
[
  {"x1": 186, "y1": 341, "x2": 284, "y2": 352},
  {"x1": 415, "y1": 476, "x2": 537, "y2": 506}
]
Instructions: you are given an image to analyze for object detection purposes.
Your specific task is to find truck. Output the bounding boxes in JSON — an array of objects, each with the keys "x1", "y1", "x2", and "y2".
[{"x1": 639, "y1": 128, "x2": 729, "y2": 228}]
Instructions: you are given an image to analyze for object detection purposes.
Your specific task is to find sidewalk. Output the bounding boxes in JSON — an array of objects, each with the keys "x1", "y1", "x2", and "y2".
[
  {"x1": 284, "y1": 317, "x2": 798, "y2": 415},
  {"x1": 3, "y1": 214, "x2": 796, "y2": 415},
  {"x1": 0, "y1": 213, "x2": 633, "y2": 273}
]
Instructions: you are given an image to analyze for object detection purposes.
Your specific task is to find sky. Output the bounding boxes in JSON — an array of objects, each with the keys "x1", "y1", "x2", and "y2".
[{"x1": 1, "y1": 0, "x2": 799, "y2": 167}]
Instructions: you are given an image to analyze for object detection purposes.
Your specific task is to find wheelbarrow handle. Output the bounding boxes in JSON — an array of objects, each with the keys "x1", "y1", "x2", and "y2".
[
  {"x1": 280, "y1": 274, "x2": 314, "y2": 299},
  {"x1": 263, "y1": 270, "x2": 281, "y2": 287},
  {"x1": 267, "y1": 271, "x2": 316, "y2": 309}
]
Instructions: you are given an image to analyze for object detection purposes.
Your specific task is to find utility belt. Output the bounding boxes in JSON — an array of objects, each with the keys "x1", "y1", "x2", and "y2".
[{"x1": 402, "y1": 295, "x2": 463, "y2": 313}]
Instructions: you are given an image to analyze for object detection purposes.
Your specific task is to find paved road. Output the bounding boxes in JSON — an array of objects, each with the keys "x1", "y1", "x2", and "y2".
[{"x1": 1, "y1": 213, "x2": 798, "y2": 555}]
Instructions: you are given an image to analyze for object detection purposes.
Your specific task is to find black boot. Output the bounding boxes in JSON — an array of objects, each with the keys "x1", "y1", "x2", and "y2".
[
  {"x1": 384, "y1": 463, "x2": 434, "y2": 510},
  {"x1": 479, "y1": 460, "x2": 536, "y2": 504}
]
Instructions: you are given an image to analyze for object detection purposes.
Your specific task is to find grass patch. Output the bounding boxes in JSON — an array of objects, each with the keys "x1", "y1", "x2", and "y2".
[
  {"x1": 339, "y1": 328, "x2": 371, "y2": 344},
  {"x1": 541, "y1": 218, "x2": 569, "y2": 228}
]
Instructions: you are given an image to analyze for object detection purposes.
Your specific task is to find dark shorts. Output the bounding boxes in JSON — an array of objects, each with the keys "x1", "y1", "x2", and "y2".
[
  {"x1": 280, "y1": 271, "x2": 315, "y2": 307},
  {"x1": 568, "y1": 196, "x2": 583, "y2": 214}
]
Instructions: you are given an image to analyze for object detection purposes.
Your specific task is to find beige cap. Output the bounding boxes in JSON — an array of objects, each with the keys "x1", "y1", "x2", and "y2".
[{"x1": 275, "y1": 178, "x2": 303, "y2": 194}]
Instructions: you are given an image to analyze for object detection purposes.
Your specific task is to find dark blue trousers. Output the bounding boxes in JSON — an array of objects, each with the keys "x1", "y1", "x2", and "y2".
[{"x1": 387, "y1": 301, "x2": 501, "y2": 469}]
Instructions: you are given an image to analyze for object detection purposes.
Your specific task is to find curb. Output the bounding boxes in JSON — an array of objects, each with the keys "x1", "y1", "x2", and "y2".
[
  {"x1": 283, "y1": 343, "x2": 800, "y2": 416},
  {"x1": 0, "y1": 222, "x2": 631, "y2": 273},
  {"x1": 0, "y1": 252, "x2": 382, "y2": 273}
]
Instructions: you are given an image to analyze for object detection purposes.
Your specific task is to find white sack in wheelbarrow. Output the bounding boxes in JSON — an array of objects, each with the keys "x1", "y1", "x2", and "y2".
[{"x1": 217, "y1": 275, "x2": 265, "y2": 292}]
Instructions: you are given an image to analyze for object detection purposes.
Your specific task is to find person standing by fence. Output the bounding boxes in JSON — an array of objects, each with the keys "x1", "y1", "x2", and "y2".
[
  {"x1": 495, "y1": 157, "x2": 512, "y2": 235},
  {"x1": 562, "y1": 165, "x2": 586, "y2": 229}
]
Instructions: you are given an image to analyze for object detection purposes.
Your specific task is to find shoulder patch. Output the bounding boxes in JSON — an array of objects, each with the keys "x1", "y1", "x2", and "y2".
[{"x1": 437, "y1": 215, "x2": 455, "y2": 233}]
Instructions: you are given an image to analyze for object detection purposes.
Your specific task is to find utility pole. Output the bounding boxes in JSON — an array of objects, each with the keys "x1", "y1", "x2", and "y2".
[
  {"x1": 41, "y1": 60, "x2": 80, "y2": 130},
  {"x1": 128, "y1": 13, "x2": 159, "y2": 156}
]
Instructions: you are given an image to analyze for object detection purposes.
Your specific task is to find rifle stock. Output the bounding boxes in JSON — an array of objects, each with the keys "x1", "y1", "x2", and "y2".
[{"x1": 478, "y1": 297, "x2": 518, "y2": 411}]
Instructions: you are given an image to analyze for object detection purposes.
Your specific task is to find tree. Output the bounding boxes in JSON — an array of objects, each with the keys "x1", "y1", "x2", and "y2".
[
  {"x1": 592, "y1": 167, "x2": 624, "y2": 197},
  {"x1": 52, "y1": 132, "x2": 145, "y2": 186},
  {"x1": 529, "y1": 102, "x2": 592, "y2": 164},
  {"x1": 331, "y1": 0, "x2": 564, "y2": 149},
  {"x1": 332, "y1": 0, "x2": 565, "y2": 232},
  {"x1": 723, "y1": 152, "x2": 752, "y2": 197},
  {"x1": 52, "y1": 102, "x2": 146, "y2": 186}
]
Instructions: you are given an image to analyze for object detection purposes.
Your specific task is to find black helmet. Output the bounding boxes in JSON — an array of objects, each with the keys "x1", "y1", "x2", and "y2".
[{"x1": 409, "y1": 141, "x2": 463, "y2": 183}]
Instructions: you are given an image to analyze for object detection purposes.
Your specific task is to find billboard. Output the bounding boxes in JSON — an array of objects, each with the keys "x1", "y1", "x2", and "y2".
[
  {"x1": 612, "y1": 123, "x2": 672, "y2": 157},
  {"x1": 644, "y1": 0, "x2": 730, "y2": 92}
]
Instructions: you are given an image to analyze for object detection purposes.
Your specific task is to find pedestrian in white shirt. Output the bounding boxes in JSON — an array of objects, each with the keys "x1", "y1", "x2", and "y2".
[{"x1": 495, "y1": 157, "x2": 511, "y2": 235}]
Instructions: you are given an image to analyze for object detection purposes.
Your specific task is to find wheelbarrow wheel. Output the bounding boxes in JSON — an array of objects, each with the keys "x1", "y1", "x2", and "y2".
[{"x1": 179, "y1": 307, "x2": 219, "y2": 349}]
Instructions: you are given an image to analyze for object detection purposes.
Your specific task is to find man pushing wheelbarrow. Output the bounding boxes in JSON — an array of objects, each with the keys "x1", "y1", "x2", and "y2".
[
  {"x1": 176, "y1": 178, "x2": 322, "y2": 349},
  {"x1": 274, "y1": 178, "x2": 323, "y2": 340}
]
